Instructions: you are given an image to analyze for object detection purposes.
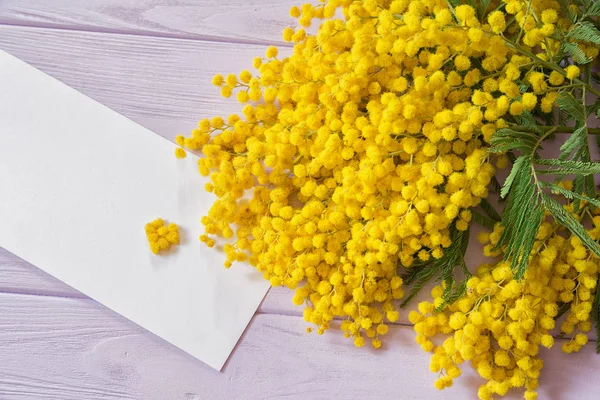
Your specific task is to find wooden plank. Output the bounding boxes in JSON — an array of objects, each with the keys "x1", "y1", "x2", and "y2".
[
  {"x1": 0, "y1": 246, "x2": 294, "y2": 312},
  {"x1": 0, "y1": 25, "x2": 287, "y2": 142},
  {"x1": 0, "y1": 0, "x2": 297, "y2": 46},
  {"x1": 0, "y1": 291, "x2": 598, "y2": 400}
]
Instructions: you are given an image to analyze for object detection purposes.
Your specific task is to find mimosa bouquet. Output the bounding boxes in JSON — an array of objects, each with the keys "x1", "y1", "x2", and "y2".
[{"x1": 173, "y1": 0, "x2": 600, "y2": 398}]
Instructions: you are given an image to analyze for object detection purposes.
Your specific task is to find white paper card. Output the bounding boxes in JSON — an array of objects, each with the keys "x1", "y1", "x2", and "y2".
[{"x1": 0, "y1": 50, "x2": 270, "y2": 370}]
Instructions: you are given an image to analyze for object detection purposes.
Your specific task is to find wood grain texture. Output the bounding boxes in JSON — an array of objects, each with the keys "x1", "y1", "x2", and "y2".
[
  {"x1": 0, "y1": 0, "x2": 298, "y2": 46},
  {"x1": 1, "y1": 292, "x2": 599, "y2": 400},
  {"x1": 0, "y1": 246, "x2": 297, "y2": 315},
  {"x1": 0, "y1": 25, "x2": 280, "y2": 141},
  {"x1": 0, "y1": 248, "x2": 84, "y2": 299}
]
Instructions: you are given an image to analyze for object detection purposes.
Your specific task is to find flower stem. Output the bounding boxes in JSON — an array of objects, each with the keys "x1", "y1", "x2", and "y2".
[
  {"x1": 502, "y1": 37, "x2": 600, "y2": 98},
  {"x1": 510, "y1": 125, "x2": 600, "y2": 135}
]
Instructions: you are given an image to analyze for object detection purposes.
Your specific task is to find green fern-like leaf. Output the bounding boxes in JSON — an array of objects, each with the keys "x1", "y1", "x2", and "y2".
[
  {"x1": 559, "y1": 125, "x2": 586, "y2": 160},
  {"x1": 535, "y1": 159, "x2": 600, "y2": 175},
  {"x1": 585, "y1": 2, "x2": 600, "y2": 17},
  {"x1": 573, "y1": 175, "x2": 586, "y2": 212},
  {"x1": 435, "y1": 227, "x2": 470, "y2": 311},
  {"x1": 477, "y1": 0, "x2": 492, "y2": 19},
  {"x1": 517, "y1": 81, "x2": 531, "y2": 92},
  {"x1": 561, "y1": 42, "x2": 592, "y2": 64},
  {"x1": 568, "y1": 21, "x2": 600, "y2": 45},
  {"x1": 400, "y1": 225, "x2": 469, "y2": 308},
  {"x1": 479, "y1": 198, "x2": 501, "y2": 222},
  {"x1": 399, "y1": 262, "x2": 441, "y2": 307},
  {"x1": 514, "y1": 205, "x2": 544, "y2": 280},
  {"x1": 516, "y1": 111, "x2": 544, "y2": 133},
  {"x1": 556, "y1": 93, "x2": 586, "y2": 121},
  {"x1": 587, "y1": 99, "x2": 600, "y2": 117},
  {"x1": 541, "y1": 193, "x2": 600, "y2": 257},
  {"x1": 501, "y1": 155, "x2": 528, "y2": 198},
  {"x1": 472, "y1": 209, "x2": 497, "y2": 229},
  {"x1": 489, "y1": 128, "x2": 538, "y2": 154},
  {"x1": 542, "y1": 182, "x2": 600, "y2": 208},
  {"x1": 496, "y1": 159, "x2": 539, "y2": 270},
  {"x1": 435, "y1": 279, "x2": 469, "y2": 313}
]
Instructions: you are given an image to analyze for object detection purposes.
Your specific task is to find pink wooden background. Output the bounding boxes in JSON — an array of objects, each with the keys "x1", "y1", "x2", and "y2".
[{"x1": 1, "y1": 1, "x2": 600, "y2": 399}]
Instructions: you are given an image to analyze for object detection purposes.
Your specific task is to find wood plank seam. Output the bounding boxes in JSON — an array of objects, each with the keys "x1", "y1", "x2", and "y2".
[
  {"x1": 0, "y1": 287, "x2": 86, "y2": 300},
  {"x1": 0, "y1": 20, "x2": 295, "y2": 48}
]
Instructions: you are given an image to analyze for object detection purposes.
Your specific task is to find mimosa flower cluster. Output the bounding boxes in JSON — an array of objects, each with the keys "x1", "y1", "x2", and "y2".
[
  {"x1": 145, "y1": 218, "x2": 180, "y2": 254},
  {"x1": 412, "y1": 203, "x2": 600, "y2": 399},
  {"x1": 184, "y1": 0, "x2": 514, "y2": 346}
]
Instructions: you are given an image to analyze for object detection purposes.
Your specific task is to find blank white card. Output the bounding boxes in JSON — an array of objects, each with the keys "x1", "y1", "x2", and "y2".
[{"x1": 0, "y1": 50, "x2": 270, "y2": 370}]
